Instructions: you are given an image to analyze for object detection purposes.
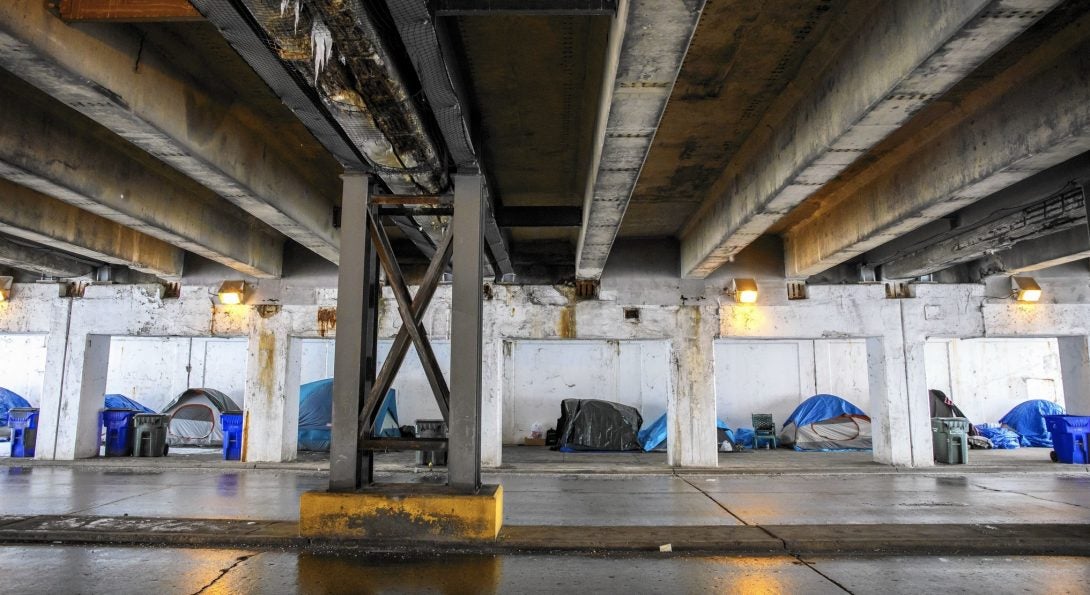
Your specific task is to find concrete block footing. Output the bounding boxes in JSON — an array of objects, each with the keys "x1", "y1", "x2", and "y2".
[{"x1": 299, "y1": 484, "x2": 503, "y2": 541}]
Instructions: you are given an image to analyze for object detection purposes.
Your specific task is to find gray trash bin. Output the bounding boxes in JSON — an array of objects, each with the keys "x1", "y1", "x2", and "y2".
[
  {"x1": 133, "y1": 414, "x2": 169, "y2": 457},
  {"x1": 932, "y1": 417, "x2": 969, "y2": 464},
  {"x1": 415, "y1": 419, "x2": 448, "y2": 467}
]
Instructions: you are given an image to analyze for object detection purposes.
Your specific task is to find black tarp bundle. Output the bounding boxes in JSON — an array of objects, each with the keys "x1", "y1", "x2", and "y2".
[{"x1": 555, "y1": 399, "x2": 643, "y2": 452}]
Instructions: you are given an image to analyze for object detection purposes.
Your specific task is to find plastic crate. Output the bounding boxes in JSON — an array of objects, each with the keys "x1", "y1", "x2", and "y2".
[
  {"x1": 221, "y1": 412, "x2": 243, "y2": 461},
  {"x1": 133, "y1": 414, "x2": 169, "y2": 457},
  {"x1": 1045, "y1": 415, "x2": 1090, "y2": 465},
  {"x1": 931, "y1": 417, "x2": 970, "y2": 434},
  {"x1": 101, "y1": 409, "x2": 136, "y2": 457},
  {"x1": 8, "y1": 407, "x2": 38, "y2": 458}
]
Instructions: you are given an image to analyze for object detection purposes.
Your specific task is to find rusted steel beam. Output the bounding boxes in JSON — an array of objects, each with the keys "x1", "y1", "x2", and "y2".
[
  {"x1": 358, "y1": 438, "x2": 447, "y2": 452},
  {"x1": 54, "y1": 0, "x2": 202, "y2": 22},
  {"x1": 371, "y1": 194, "x2": 453, "y2": 206},
  {"x1": 431, "y1": 0, "x2": 617, "y2": 16}
]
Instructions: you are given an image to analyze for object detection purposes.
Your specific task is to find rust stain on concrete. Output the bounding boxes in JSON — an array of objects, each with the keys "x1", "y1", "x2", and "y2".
[{"x1": 317, "y1": 307, "x2": 337, "y2": 337}]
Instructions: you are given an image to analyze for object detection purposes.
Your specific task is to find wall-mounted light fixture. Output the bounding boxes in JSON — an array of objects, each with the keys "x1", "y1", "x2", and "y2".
[
  {"x1": 0, "y1": 276, "x2": 11, "y2": 302},
  {"x1": 1012, "y1": 276, "x2": 1042, "y2": 302},
  {"x1": 727, "y1": 278, "x2": 759, "y2": 303},
  {"x1": 217, "y1": 280, "x2": 246, "y2": 305}
]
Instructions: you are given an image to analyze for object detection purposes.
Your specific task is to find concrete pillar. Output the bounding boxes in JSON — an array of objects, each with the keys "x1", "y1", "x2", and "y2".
[
  {"x1": 866, "y1": 334, "x2": 933, "y2": 467},
  {"x1": 667, "y1": 305, "x2": 718, "y2": 468},
  {"x1": 1057, "y1": 335, "x2": 1090, "y2": 415},
  {"x1": 33, "y1": 298, "x2": 72, "y2": 460},
  {"x1": 479, "y1": 332, "x2": 504, "y2": 468},
  {"x1": 243, "y1": 312, "x2": 301, "y2": 462},
  {"x1": 40, "y1": 333, "x2": 111, "y2": 459}
]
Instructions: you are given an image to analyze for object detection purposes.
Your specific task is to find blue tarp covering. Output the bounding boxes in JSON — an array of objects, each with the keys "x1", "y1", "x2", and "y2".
[
  {"x1": 734, "y1": 428, "x2": 755, "y2": 447},
  {"x1": 297, "y1": 379, "x2": 399, "y2": 451},
  {"x1": 784, "y1": 394, "x2": 866, "y2": 429},
  {"x1": 103, "y1": 394, "x2": 154, "y2": 413},
  {"x1": 999, "y1": 399, "x2": 1066, "y2": 447},
  {"x1": 0, "y1": 387, "x2": 31, "y2": 427},
  {"x1": 638, "y1": 413, "x2": 734, "y2": 451},
  {"x1": 976, "y1": 423, "x2": 1021, "y2": 449}
]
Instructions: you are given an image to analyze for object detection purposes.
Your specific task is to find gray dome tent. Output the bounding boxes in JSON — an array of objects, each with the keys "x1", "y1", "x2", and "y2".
[{"x1": 161, "y1": 388, "x2": 241, "y2": 447}]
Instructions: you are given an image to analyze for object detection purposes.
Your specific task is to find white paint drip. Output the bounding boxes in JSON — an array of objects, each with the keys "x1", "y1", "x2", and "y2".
[{"x1": 311, "y1": 19, "x2": 334, "y2": 85}]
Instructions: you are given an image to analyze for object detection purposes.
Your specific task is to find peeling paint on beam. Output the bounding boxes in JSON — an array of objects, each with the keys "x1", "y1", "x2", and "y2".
[
  {"x1": 575, "y1": 0, "x2": 704, "y2": 279},
  {"x1": 0, "y1": 0, "x2": 340, "y2": 263},
  {"x1": 232, "y1": 0, "x2": 445, "y2": 195},
  {"x1": 680, "y1": 0, "x2": 1061, "y2": 279},
  {"x1": 784, "y1": 25, "x2": 1090, "y2": 279},
  {"x1": 0, "y1": 180, "x2": 184, "y2": 278}
]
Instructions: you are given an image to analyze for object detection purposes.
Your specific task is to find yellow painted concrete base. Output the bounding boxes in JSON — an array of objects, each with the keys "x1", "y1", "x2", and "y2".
[{"x1": 300, "y1": 484, "x2": 503, "y2": 541}]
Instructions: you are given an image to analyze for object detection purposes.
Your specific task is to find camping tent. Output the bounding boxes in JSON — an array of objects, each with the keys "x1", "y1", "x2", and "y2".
[
  {"x1": 999, "y1": 399, "x2": 1066, "y2": 447},
  {"x1": 638, "y1": 413, "x2": 734, "y2": 452},
  {"x1": 555, "y1": 399, "x2": 642, "y2": 452},
  {"x1": 296, "y1": 379, "x2": 400, "y2": 452},
  {"x1": 161, "y1": 388, "x2": 241, "y2": 447},
  {"x1": 779, "y1": 394, "x2": 872, "y2": 451},
  {"x1": 104, "y1": 394, "x2": 154, "y2": 413},
  {"x1": 929, "y1": 389, "x2": 978, "y2": 435},
  {"x1": 0, "y1": 387, "x2": 31, "y2": 439},
  {"x1": 0, "y1": 387, "x2": 31, "y2": 428}
]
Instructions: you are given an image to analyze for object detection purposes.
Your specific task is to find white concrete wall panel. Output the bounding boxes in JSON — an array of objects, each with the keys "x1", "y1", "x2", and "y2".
[{"x1": 0, "y1": 333, "x2": 47, "y2": 405}]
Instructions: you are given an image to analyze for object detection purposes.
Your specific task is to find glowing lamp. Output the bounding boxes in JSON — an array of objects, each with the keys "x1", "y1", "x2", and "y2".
[
  {"x1": 1012, "y1": 277, "x2": 1041, "y2": 302},
  {"x1": 731, "y1": 278, "x2": 759, "y2": 304},
  {"x1": 217, "y1": 280, "x2": 246, "y2": 305},
  {"x1": 0, "y1": 276, "x2": 11, "y2": 302}
]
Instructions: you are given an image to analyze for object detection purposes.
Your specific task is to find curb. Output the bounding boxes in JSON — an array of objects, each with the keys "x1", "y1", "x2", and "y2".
[{"x1": 1, "y1": 515, "x2": 1088, "y2": 556}]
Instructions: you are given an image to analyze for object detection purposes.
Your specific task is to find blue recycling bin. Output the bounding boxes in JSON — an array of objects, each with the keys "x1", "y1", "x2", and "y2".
[
  {"x1": 221, "y1": 412, "x2": 243, "y2": 461},
  {"x1": 8, "y1": 407, "x2": 39, "y2": 458},
  {"x1": 1045, "y1": 415, "x2": 1090, "y2": 464},
  {"x1": 101, "y1": 409, "x2": 136, "y2": 457}
]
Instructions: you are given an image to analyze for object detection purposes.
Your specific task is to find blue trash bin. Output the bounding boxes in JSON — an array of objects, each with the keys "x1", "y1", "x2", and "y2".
[
  {"x1": 221, "y1": 412, "x2": 243, "y2": 461},
  {"x1": 8, "y1": 407, "x2": 39, "y2": 458},
  {"x1": 1045, "y1": 415, "x2": 1090, "y2": 464},
  {"x1": 101, "y1": 409, "x2": 136, "y2": 457}
]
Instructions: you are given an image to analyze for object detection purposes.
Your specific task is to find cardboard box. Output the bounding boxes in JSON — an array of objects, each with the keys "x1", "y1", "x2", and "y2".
[{"x1": 523, "y1": 438, "x2": 546, "y2": 446}]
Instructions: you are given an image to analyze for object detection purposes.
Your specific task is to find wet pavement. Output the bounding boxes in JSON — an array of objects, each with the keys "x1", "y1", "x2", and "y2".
[
  {"x1": 0, "y1": 465, "x2": 1087, "y2": 526},
  {"x1": 1, "y1": 545, "x2": 1087, "y2": 594}
]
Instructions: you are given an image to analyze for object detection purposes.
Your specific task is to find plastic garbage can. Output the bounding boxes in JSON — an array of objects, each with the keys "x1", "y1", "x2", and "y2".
[
  {"x1": 1044, "y1": 415, "x2": 1090, "y2": 464},
  {"x1": 932, "y1": 417, "x2": 969, "y2": 464},
  {"x1": 101, "y1": 409, "x2": 137, "y2": 457},
  {"x1": 221, "y1": 412, "x2": 243, "y2": 461},
  {"x1": 8, "y1": 407, "x2": 39, "y2": 458},
  {"x1": 415, "y1": 419, "x2": 448, "y2": 466},
  {"x1": 133, "y1": 414, "x2": 169, "y2": 457}
]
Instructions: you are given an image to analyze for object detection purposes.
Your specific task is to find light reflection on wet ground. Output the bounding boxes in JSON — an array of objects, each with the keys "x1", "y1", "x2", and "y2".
[{"x1": 2, "y1": 545, "x2": 1088, "y2": 595}]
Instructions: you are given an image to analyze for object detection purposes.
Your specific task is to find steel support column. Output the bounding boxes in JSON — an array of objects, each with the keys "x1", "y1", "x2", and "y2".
[
  {"x1": 448, "y1": 175, "x2": 485, "y2": 491},
  {"x1": 329, "y1": 174, "x2": 379, "y2": 490}
]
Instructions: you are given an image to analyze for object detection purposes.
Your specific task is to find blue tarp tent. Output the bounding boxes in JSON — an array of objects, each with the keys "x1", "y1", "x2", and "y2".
[
  {"x1": 999, "y1": 399, "x2": 1066, "y2": 447},
  {"x1": 297, "y1": 379, "x2": 399, "y2": 452},
  {"x1": 0, "y1": 387, "x2": 31, "y2": 427},
  {"x1": 780, "y1": 394, "x2": 872, "y2": 451},
  {"x1": 104, "y1": 394, "x2": 154, "y2": 413},
  {"x1": 638, "y1": 413, "x2": 734, "y2": 452}
]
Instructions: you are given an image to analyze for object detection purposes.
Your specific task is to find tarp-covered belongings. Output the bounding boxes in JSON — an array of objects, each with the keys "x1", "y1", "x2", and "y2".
[
  {"x1": 104, "y1": 394, "x2": 154, "y2": 413},
  {"x1": 556, "y1": 399, "x2": 642, "y2": 452},
  {"x1": 929, "y1": 389, "x2": 978, "y2": 435},
  {"x1": 999, "y1": 399, "x2": 1066, "y2": 447},
  {"x1": 297, "y1": 379, "x2": 399, "y2": 452},
  {"x1": 780, "y1": 394, "x2": 872, "y2": 451},
  {"x1": 161, "y1": 388, "x2": 241, "y2": 447},
  {"x1": 638, "y1": 413, "x2": 733, "y2": 452},
  {"x1": 976, "y1": 423, "x2": 1021, "y2": 449},
  {"x1": 0, "y1": 387, "x2": 30, "y2": 428}
]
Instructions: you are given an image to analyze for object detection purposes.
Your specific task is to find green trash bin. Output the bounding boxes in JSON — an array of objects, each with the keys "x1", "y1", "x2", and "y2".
[
  {"x1": 132, "y1": 414, "x2": 169, "y2": 457},
  {"x1": 932, "y1": 417, "x2": 969, "y2": 464}
]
